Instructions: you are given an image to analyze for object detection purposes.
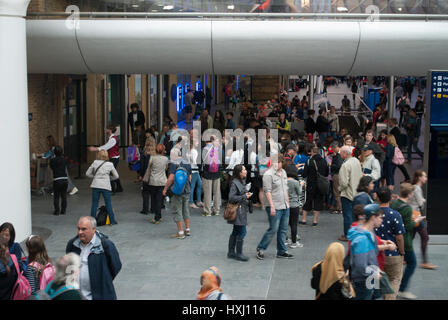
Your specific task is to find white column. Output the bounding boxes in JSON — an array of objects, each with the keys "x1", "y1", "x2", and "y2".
[{"x1": 0, "y1": 0, "x2": 31, "y2": 242}]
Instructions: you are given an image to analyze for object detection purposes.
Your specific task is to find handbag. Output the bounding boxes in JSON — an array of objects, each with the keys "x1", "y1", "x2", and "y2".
[
  {"x1": 412, "y1": 210, "x2": 422, "y2": 227},
  {"x1": 223, "y1": 202, "x2": 240, "y2": 222},
  {"x1": 313, "y1": 160, "x2": 329, "y2": 195}
]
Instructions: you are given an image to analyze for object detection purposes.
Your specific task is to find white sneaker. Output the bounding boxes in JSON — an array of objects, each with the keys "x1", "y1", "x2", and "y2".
[
  {"x1": 285, "y1": 238, "x2": 292, "y2": 245},
  {"x1": 190, "y1": 203, "x2": 199, "y2": 209},
  {"x1": 289, "y1": 242, "x2": 304, "y2": 249},
  {"x1": 69, "y1": 187, "x2": 79, "y2": 195},
  {"x1": 398, "y1": 291, "x2": 417, "y2": 300}
]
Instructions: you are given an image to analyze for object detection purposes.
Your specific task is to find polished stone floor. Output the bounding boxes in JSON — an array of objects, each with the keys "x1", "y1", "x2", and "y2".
[
  {"x1": 28, "y1": 163, "x2": 447, "y2": 300},
  {"x1": 27, "y1": 83, "x2": 446, "y2": 300}
]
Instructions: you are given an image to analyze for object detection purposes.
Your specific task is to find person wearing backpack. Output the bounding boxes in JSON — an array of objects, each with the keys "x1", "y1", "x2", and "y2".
[
  {"x1": 0, "y1": 240, "x2": 19, "y2": 300},
  {"x1": 162, "y1": 152, "x2": 192, "y2": 239},
  {"x1": 301, "y1": 147, "x2": 329, "y2": 227},
  {"x1": 30, "y1": 253, "x2": 84, "y2": 300},
  {"x1": 23, "y1": 235, "x2": 54, "y2": 294},
  {"x1": 390, "y1": 183, "x2": 425, "y2": 300},
  {"x1": 66, "y1": 216, "x2": 122, "y2": 300},
  {"x1": 0, "y1": 223, "x2": 25, "y2": 271},
  {"x1": 86, "y1": 150, "x2": 119, "y2": 225},
  {"x1": 201, "y1": 136, "x2": 222, "y2": 217}
]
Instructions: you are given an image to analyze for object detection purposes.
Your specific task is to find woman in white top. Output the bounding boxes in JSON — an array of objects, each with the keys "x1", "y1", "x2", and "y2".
[
  {"x1": 86, "y1": 150, "x2": 119, "y2": 225},
  {"x1": 409, "y1": 170, "x2": 437, "y2": 269},
  {"x1": 189, "y1": 138, "x2": 203, "y2": 209}
]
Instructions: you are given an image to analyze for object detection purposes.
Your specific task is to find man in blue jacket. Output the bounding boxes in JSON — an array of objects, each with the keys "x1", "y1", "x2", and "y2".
[
  {"x1": 347, "y1": 204, "x2": 388, "y2": 300},
  {"x1": 66, "y1": 216, "x2": 122, "y2": 300}
]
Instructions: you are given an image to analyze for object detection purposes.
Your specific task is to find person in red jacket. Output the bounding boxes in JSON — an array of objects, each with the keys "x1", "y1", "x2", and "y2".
[{"x1": 89, "y1": 125, "x2": 124, "y2": 194}]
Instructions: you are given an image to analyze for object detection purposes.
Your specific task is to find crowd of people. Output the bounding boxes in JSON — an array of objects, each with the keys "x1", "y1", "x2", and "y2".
[{"x1": 2, "y1": 78, "x2": 436, "y2": 300}]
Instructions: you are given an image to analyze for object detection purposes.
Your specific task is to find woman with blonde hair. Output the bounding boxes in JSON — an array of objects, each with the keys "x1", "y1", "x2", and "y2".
[
  {"x1": 86, "y1": 150, "x2": 119, "y2": 225},
  {"x1": 311, "y1": 242, "x2": 354, "y2": 300}
]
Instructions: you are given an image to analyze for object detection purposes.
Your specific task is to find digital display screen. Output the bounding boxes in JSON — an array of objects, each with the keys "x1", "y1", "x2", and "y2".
[{"x1": 430, "y1": 71, "x2": 448, "y2": 126}]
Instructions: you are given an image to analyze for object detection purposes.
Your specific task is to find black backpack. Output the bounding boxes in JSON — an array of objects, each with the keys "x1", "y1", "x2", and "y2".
[{"x1": 96, "y1": 205, "x2": 108, "y2": 226}]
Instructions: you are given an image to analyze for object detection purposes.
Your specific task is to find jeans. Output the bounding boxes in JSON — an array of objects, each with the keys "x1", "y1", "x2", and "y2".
[
  {"x1": 257, "y1": 207, "x2": 290, "y2": 255},
  {"x1": 353, "y1": 281, "x2": 374, "y2": 300},
  {"x1": 341, "y1": 197, "x2": 353, "y2": 236},
  {"x1": 90, "y1": 188, "x2": 116, "y2": 224},
  {"x1": 319, "y1": 132, "x2": 328, "y2": 144},
  {"x1": 53, "y1": 179, "x2": 68, "y2": 213},
  {"x1": 231, "y1": 225, "x2": 247, "y2": 241},
  {"x1": 407, "y1": 134, "x2": 424, "y2": 161},
  {"x1": 189, "y1": 172, "x2": 202, "y2": 204},
  {"x1": 399, "y1": 250, "x2": 417, "y2": 292}
]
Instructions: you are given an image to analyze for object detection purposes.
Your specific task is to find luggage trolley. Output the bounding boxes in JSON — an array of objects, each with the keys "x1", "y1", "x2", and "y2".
[{"x1": 31, "y1": 157, "x2": 52, "y2": 195}]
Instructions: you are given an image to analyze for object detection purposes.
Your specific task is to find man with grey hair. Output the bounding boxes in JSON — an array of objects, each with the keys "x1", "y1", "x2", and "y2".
[
  {"x1": 338, "y1": 145, "x2": 363, "y2": 241},
  {"x1": 66, "y1": 216, "x2": 122, "y2": 300},
  {"x1": 29, "y1": 253, "x2": 84, "y2": 300}
]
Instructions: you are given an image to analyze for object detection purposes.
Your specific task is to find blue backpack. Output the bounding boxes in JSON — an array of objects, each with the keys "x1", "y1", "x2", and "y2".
[{"x1": 172, "y1": 165, "x2": 188, "y2": 195}]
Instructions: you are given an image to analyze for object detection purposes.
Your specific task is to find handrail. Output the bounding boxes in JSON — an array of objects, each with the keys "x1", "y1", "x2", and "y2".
[{"x1": 26, "y1": 12, "x2": 448, "y2": 20}]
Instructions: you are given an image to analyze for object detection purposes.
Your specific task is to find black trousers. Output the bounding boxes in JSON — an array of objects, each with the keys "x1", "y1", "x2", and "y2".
[
  {"x1": 289, "y1": 207, "x2": 300, "y2": 243},
  {"x1": 142, "y1": 184, "x2": 164, "y2": 220},
  {"x1": 110, "y1": 158, "x2": 123, "y2": 192},
  {"x1": 53, "y1": 179, "x2": 68, "y2": 213}
]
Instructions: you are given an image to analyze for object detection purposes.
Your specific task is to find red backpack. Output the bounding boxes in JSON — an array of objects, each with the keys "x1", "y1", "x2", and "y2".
[{"x1": 10, "y1": 254, "x2": 32, "y2": 300}]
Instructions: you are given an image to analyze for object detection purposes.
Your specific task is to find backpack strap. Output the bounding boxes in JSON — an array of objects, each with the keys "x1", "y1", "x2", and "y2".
[
  {"x1": 217, "y1": 292, "x2": 224, "y2": 300},
  {"x1": 10, "y1": 254, "x2": 20, "y2": 274}
]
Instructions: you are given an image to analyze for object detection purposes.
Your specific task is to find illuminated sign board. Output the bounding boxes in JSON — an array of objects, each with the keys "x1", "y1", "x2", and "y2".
[{"x1": 430, "y1": 71, "x2": 448, "y2": 126}]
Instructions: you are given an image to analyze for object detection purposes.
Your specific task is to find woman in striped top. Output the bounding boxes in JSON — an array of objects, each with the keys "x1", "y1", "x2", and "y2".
[{"x1": 23, "y1": 235, "x2": 55, "y2": 294}]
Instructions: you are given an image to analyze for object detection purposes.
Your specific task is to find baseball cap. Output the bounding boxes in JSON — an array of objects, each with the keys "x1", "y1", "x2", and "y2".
[
  {"x1": 363, "y1": 204, "x2": 381, "y2": 219},
  {"x1": 361, "y1": 144, "x2": 374, "y2": 152}
]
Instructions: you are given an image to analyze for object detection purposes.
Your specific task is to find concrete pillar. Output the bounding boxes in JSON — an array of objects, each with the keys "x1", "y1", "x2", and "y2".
[
  {"x1": 0, "y1": 0, "x2": 31, "y2": 242},
  {"x1": 388, "y1": 76, "x2": 395, "y2": 121},
  {"x1": 158, "y1": 74, "x2": 163, "y2": 133},
  {"x1": 309, "y1": 75, "x2": 315, "y2": 110}
]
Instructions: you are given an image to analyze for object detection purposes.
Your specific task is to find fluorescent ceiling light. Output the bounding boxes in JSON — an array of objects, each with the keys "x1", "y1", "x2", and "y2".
[
  {"x1": 337, "y1": 7, "x2": 348, "y2": 12},
  {"x1": 398, "y1": 7, "x2": 402, "y2": 11},
  {"x1": 227, "y1": 5, "x2": 235, "y2": 10},
  {"x1": 132, "y1": 4, "x2": 139, "y2": 8},
  {"x1": 163, "y1": 5, "x2": 174, "y2": 10}
]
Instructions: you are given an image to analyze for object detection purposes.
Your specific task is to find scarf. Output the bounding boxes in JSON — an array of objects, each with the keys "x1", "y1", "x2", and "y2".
[
  {"x1": 197, "y1": 266, "x2": 222, "y2": 300},
  {"x1": 311, "y1": 242, "x2": 346, "y2": 294}
]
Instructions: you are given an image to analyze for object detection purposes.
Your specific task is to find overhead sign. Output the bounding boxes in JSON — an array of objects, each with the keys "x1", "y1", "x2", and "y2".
[{"x1": 430, "y1": 71, "x2": 448, "y2": 126}]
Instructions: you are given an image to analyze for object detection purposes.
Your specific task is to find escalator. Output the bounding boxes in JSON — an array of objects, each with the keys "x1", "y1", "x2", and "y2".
[{"x1": 338, "y1": 115, "x2": 363, "y2": 137}]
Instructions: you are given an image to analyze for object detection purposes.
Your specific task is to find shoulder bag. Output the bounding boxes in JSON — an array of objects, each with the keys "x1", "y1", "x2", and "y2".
[{"x1": 313, "y1": 160, "x2": 329, "y2": 195}]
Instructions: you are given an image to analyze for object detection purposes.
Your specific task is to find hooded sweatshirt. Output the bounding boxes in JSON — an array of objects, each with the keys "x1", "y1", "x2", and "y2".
[{"x1": 347, "y1": 226, "x2": 379, "y2": 283}]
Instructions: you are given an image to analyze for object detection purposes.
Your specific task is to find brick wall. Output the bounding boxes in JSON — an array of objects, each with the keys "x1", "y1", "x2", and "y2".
[
  {"x1": 28, "y1": 74, "x2": 69, "y2": 155},
  {"x1": 27, "y1": 0, "x2": 71, "y2": 13}
]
